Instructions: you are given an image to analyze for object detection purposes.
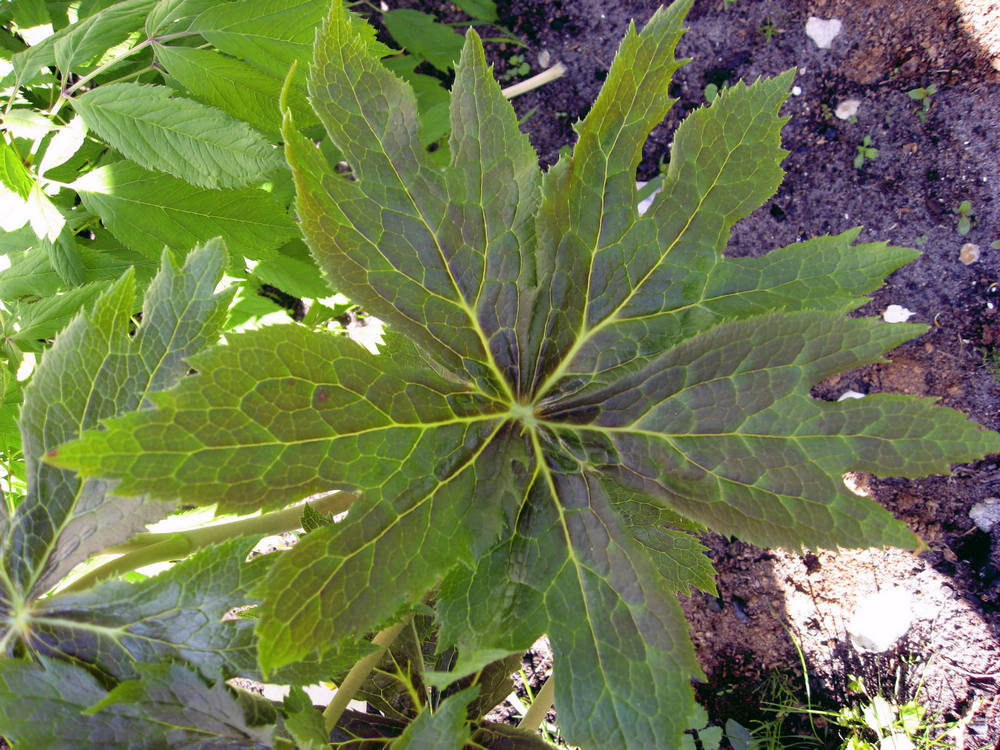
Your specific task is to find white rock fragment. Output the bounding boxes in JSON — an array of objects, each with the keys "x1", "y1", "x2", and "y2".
[
  {"x1": 805, "y1": 17, "x2": 842, "y2": 49},
  {"x1": 835, "y1": 98, "x2": 860, "y2": 120},
  {"x1": 791, "y1": 85, "x2": 802, "y2": 96},
  {"x1": 960, "y1": 242, "x2": 980, "y2": 265},
  {"x1": 636, "y1": 181, "x2": 661, "y2": 216},
  {"x1": 970, "y1": 498, "x2": 1000, "y2": 532},
  {"x1": 848, "y1": 588, "x2": 913, "y2": 653},
  {"x1": 880, "y1": 734, "x2": 915, "y2": 750},
  {"x1": 883, "y1": 304, "x2": 915, "y2": 323},
  {"x1": 538, "y1": 49, "x2": 551, "y2": 68},
  {"x1": 837, "y1": 390, "x2": 866, "y2": 401}
]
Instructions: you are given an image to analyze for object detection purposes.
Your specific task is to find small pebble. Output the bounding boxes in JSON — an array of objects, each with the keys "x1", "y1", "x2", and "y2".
[
  {"x1": 970, "y1": 498, "x2": 1000, "y2": 533},
  {"x1": 837, "y1": 390, "x2": 865, "y2": 401},
  {"x1": 538, "y1": 50, "x2": 551, "y2": 68},
  {"x1": 805, "y1": 17, "x2": 842, "y2": 49},
  {"x1": 883, "y1": 304, "x2": 915, "y2": 323},
  {"x1": 960, "y1": 242, "x2": 980, "y2": 265},
  {"x1": 847, "y1": 588, "x2": 912, "y2": 653},
  {"x1": 835, "y1": 99, "x2": 860, "y2": 120}
]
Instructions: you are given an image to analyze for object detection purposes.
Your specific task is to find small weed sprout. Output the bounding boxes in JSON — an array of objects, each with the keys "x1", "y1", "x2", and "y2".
[
  {"x1": 906, "y1": 84, "x2": 937, "y2": 122},
  {"x1": 501, "y1": 53, "x2": 532, "y2": 81},
  {"x1": 854, "y1": 135, "x2": 879, "y2": 169},
  {"x1": 759, "y1": 18, "x2": 779, "y2": 41},
  {"x1": 956, "y1": 199, "x2": 974, "y2": 235}
]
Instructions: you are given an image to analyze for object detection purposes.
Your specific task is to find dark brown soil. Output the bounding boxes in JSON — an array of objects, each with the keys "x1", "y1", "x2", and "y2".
[{"x1": 455, "y1": 0, "x2": 1000, "y2": 746}]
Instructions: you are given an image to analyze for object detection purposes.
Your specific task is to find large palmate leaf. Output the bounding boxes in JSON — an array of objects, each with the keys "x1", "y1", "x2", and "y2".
[{"x1": 50, "y1": 1, "x2": 1000, "y2": 747}]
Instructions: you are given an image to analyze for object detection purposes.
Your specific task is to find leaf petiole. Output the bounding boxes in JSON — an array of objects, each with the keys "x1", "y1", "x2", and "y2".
[
  {"x1": 323, "y1": 615, "x2": 413, "y2": 732},
  {"x1": 59, "y1": 491, "x2": 357, "y2": 594}
]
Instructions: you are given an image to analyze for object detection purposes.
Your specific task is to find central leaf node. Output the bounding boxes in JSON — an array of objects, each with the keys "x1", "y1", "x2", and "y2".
[{"x1": 508, "y1": 401, "x2": 538, "y2": 429}]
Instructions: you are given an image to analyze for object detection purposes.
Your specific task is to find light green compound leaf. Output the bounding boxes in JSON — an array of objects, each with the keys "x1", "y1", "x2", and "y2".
[
  {"x1": 70, "y1": 83, "x2": 284, "y2": 189},
  {"x1": 394, "y1": 685, "x2": 477, "y2": 750},
  {"x1": 383, "y1": 9, "x2": 465, "y2": 72},
  {"x1": 43, "y1": 225, "x2": 86, "y2": 286},
  {"x1": 73, "y1": 160, "x2": 297, "y2": 258},
  {"x1": 0, "y1": 239, "x2": 154, "y2": 299},
  {"x1": 282, "y1": 686, "x2": 329, "y2": 749},
  {"x1": 38, "y1": 115, "x2": 87, "y2": 177},
  {"x1": 1, "y1": 241, "x2": 231, "y2": 606},
  {"x1": 145, "y1": 0, "x2": 219, "y2": 35},
  {"x1": 87, "y1": 662, "x2": 275, "y2": 748},
  {"x1": 8, "y1": 282, "x2": 107, "y2": 352},
  {"x1": 154, "y1": 43, "x2": 317, "y2": 138},
  {"x1": 0, "y1": 139, "x2": 33, "y2": 199},
  {"x1": 195, "y1": 0, "x2": 329, "y2": 78},
  {"x1": 11, "y1": 0, "x2": 155, "y2": 85}
]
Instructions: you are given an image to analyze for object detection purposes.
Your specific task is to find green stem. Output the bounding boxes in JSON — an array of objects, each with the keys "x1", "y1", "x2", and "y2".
[
  {"x1": 60, "y1": 492, "x2": 357, "y2": 593},
  {"x1": 517, "y1": 674, "x2": 554, "y2": 732},
  {"x1": 323, "y1": 616, "x2": 412, "y2": 733}
]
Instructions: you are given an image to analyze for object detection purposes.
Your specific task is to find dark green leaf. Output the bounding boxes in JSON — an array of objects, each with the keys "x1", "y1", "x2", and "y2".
[
  {"x1": 30, "y1": 537, "x2": 267, "y2": 680},
  {"x1": 394, "y1": 686, "x2": 476, "y2": 749},
  {"x1": 383, "y1": 10, "x2": 465, "y2": 72},
  {"x1": 454, "y1": 0, "x2": 497, "y2": 22},
  {"x1": 87, "y1": 662, "x2": 275, "y2": 747},
  {"x1": 0, "y1": 657, "x2": 148, "y2": 748}
]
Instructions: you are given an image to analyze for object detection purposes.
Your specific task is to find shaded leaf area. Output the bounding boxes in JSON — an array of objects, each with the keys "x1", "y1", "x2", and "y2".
[
  {"x1": 28, "y1": 536, "x2": 265, "y2": 682},
  {"x1": 49, "y1": 1, "x2": 1000, "y2": 748},
  {"x1": 2, "y1": 241, "x2": 231, "y2": 607},
  {"x1": 0, "y1": 656, "x2": 273, "y2": 749},
  {"x1": 330, "y1": 708, "x2": 554, "y2": 749}
]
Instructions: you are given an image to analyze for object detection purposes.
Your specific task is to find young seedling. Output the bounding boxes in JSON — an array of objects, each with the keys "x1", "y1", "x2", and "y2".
[
  {"x1": 956, "y1": 199, "x2": 974, "y2": 236},
  {"x1": 854, "y1": 135, "x2": 879, "y2": 168},
  {"x1": 906, "y1": 84, "x2": 937, "y2": 123},
  {"x1": 501, "y1": 53, "x2": 532, "y2": 81}
]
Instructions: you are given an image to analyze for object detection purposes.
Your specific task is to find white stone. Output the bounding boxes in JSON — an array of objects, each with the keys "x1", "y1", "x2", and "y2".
[
  {"x1": 791, "y1": 86, "x2": 802, "y2": 96},
  {"x1": 538, "y1": 49, "x2": 551, "y2": 68},
  {"x1": 847, "y1": 588, "x2": 912, "y2": 652},
  {"x1": 805, "y1": 17, "x2": 842, "y2": 49},
  {"x1": 970, "y1": 498, "x2": 1000, "y2": 532},
  {"x1": 880, "y1": 734, "x2": 915, "y2": 750},
  {"x1": 960, "y1": 242, "x2": 980, "y2": 265},
  {"x1": 883, "y1": 304, "x2": 915, "y2": 323},
  {"x1": 835, "y1": 98, "x2": 861, "y2": 120},
  {"x1": 837, "y1": 390, "x2": 866, "y2": 401}
]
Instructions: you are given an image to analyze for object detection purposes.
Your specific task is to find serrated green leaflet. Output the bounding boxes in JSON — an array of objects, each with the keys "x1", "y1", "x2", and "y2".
[
  {"x1": 71, "y1": 82, "x2": 284, "y2": 189},
  {"x1": 394, "y1": 686, "x2": 476, "y2": 749},
  {"x1": 153, "y1": 44, "x2": 317, "y2": 139},
  {"x1": 73, "y1": 160, "x2": 297, "y2": 258},
  {"x1": 48, "y1": 1, "x2": 1000, "y2": 747}
]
